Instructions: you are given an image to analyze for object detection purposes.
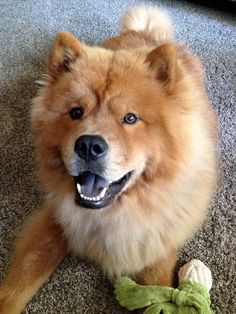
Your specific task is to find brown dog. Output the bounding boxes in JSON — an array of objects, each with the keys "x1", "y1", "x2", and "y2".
[{"x1": 0, "y1": 5, "x2": 217, "y2": 313}]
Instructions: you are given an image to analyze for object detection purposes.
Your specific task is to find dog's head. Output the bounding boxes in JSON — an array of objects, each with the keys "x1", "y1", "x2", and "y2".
[{"x1": 32, "y1": 32, "x2": 182, "y2": 209}]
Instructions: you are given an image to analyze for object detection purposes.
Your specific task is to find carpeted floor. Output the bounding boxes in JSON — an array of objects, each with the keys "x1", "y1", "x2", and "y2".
[{"x1": 0, "y1": 0, "x2": 235, "y2": 313}]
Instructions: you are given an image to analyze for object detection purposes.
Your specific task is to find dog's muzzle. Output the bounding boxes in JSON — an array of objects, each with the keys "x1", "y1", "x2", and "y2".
[{"x1": 73, "y1": 134, "x2": 132, "y2": 209}]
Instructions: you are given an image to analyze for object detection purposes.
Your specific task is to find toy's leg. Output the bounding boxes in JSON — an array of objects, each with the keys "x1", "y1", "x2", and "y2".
[
  {"x1": 134, "y1": 250, "x2": 177, "y2": 287},
  {"x1": 0, "y1": 207, "x2": 68, "y2": 314}
]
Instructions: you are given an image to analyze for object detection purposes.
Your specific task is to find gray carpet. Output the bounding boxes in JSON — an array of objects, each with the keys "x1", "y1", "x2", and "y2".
[{"x1": 0, "y1": 0, "x2": 235, "y2": 313}]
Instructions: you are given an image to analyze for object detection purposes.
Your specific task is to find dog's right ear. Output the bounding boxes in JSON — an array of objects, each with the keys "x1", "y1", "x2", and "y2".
[{"x1": 48, "y1": 32, "x2": 84, "y2": 79}]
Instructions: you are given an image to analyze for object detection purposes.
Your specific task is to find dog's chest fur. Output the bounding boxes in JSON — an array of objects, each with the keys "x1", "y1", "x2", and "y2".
[
  {"x1": 55, "y1": 193, "x2": 174, "y2": 278},
  {"x1": 54, "y1": 171, "x2": 210, "y2": 279}
]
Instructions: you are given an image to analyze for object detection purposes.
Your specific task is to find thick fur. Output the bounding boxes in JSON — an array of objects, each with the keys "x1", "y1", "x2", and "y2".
[
  {"x1": 121, "y1": 5, "x2": 173, "y2": 43},
  {"x1": 0, "y1": 6, "x2": 217, "y2": 313}
]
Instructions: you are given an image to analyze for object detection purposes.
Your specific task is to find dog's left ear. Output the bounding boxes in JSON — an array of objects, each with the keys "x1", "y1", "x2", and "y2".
[
  {"x1": 48, "y1": 32, "x2": 84, "y2": 79},
  {"x1": 146, "y1": 44, "x2": 178, "y2": 93}
]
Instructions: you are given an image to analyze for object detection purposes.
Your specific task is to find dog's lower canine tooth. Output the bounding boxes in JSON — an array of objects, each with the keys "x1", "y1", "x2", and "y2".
[
  {"x1": 100, "y1": 187, "x2": 107, "y2": 198},
  {"x1": 77, "y1": 183, "x2": 81, "y2": 194}
]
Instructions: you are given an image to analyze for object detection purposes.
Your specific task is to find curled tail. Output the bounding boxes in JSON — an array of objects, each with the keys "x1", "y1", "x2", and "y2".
[{"x1": 121, "y1": 5, "x2": 174, "y2": 44}]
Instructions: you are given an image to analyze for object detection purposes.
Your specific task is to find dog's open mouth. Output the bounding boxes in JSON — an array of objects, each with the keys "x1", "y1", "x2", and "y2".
[{"x1": 74, "y1": 171, "x2": 132, "y2": 209}]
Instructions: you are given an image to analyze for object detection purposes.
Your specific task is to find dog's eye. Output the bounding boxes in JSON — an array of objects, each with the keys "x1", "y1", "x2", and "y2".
[
  {"x1": 69, "y1": 107, "x2": 84, "y2": 120},
  {"x1": 123, "y1": 113, "x2": 138, "y2": 124}
]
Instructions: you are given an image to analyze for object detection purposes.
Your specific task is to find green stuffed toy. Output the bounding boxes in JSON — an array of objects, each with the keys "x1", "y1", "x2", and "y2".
[{"x1": 115, "y1": 259, "x2": 214, "y2": 313}]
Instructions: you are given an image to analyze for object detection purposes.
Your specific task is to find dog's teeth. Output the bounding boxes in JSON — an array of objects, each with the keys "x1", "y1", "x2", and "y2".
[
  {"x1": 80, "y1": 192, "x2": 105, "y2": 202},
  {"x1": 100, "y1": 187, "x2": 107, "y2": 198},
  {"x1": 77, "y1": 183, "x2": 81, "y2": 194}
]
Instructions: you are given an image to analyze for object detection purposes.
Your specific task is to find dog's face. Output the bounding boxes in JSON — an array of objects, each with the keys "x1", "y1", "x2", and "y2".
[{"x1": 32, "y1": 32, "x2": 179, "y2": 209}]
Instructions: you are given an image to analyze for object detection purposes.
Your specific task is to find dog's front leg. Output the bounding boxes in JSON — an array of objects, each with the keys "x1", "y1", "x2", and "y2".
[
  {"x1": 134, "y1": 249, "x2": 177, "y2": 287},
  {"x1": 0, "y1": 206, "x2": 68, "y2": 314},
  {"x1": 132, "y1": 250, "x2": 177, "y2": 314}
]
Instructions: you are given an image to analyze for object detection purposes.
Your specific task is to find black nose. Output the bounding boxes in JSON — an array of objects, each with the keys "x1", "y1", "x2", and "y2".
[{"x1": 74, "y1": 135, "x2": 108, "y2": 162}]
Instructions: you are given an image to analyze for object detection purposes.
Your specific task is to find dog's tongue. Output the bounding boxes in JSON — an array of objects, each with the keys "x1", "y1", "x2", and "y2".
[{"x1": 77, "y1": 171, "x2": 109, "y2": 197}]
